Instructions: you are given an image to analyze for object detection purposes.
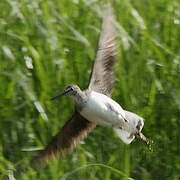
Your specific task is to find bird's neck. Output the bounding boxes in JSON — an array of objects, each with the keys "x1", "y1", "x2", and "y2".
[{"x1": 72, "y1": 90, "x2": 89, "y2": 111}]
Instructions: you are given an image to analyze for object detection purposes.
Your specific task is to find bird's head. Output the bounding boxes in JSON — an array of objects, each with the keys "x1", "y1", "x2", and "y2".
[{"x1": 51, "y1": 85, "x2": 81, "y2": 100}]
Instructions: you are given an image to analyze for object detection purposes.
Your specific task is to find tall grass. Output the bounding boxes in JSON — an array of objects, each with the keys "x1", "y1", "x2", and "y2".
[{"x1": 0, "y1": 0, "x2": 179, "y2": 179}]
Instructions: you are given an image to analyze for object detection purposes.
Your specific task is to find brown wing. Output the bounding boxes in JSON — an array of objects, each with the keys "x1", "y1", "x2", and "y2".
[
  {"x1": 89, "y1": 4, "x2": 117, "y2": 96},
  {"x1": 32, "y1": 112, "x2": 96, "y2": 167}
]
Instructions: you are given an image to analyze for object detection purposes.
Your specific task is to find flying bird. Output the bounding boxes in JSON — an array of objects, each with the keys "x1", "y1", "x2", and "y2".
[{"x1": 32, "y1": 4, "x2": 148, "y2": 167}]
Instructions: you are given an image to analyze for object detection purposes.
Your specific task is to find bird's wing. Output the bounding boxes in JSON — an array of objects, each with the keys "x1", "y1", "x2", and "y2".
[
  {"x1": 32, "y1": 112, "x2": 96, "y2": 167},
  {"x1": 88, "y1": 4, "x2": 117, "y2": 96},
  {"x1": 32, "y1": 4, "x2": 116, "y2": 166}
]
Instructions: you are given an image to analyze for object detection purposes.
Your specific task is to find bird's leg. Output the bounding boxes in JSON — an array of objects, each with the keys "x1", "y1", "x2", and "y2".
[{"x1": 135, "y1": 132, "x2": 149, "y2": 145}]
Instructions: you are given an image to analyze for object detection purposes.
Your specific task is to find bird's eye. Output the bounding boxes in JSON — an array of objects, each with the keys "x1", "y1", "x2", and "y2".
[
  {"x1": 66, "y1": 86, "x2": 74, "y2": 92},
  {"x1": 67, "y1": 86, "x2": 73, "y2": 91}
]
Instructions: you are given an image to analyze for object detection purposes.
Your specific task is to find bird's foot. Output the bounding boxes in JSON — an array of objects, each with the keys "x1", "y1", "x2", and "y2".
[{"x1": 135, "y1": 132, "x2": 149, "y2": 145}]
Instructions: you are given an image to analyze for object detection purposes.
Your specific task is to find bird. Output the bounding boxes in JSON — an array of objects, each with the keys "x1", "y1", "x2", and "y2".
[{"x1": 32, "y1": 4, "x2": 148, "y2": 167}]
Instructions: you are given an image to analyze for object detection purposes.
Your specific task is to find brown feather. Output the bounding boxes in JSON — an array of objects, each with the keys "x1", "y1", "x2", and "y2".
[
  {"x1": 32, "y1": 112, "x2": 96, "y2": 167},
  {"x1": 89, "y1": 4, "x2": 117, "y2": 96}
]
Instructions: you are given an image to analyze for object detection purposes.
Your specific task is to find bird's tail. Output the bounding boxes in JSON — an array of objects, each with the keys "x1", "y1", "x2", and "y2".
[
  {"x1": 114, "y1": 128, "x2": 135, "y2": 144},
  {"x1": 114, "y1": 128, "x2": 149, "y2": 145}
]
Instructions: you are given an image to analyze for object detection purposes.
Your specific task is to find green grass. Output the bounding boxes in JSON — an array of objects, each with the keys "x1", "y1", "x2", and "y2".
[{"x1": 0, "y1": 0, "x2": 180, "y2": 179}]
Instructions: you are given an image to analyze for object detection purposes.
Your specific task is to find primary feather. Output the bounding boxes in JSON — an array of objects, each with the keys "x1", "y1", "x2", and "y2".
[{"x1": 32, "y1": 113, "x2": 96, "y2": 166}]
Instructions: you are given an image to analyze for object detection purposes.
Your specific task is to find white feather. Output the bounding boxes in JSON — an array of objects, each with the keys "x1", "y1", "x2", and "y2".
[
  {"x1": 80, "y1": 91, "x2": 125, "y2": 126},
  {"x1": 114, "y1": 111, "x2": 144, "y2": 144},
  {"x1": 114, "y1": 128, "x2": 135, "y2": 144},
  {"x1": 80, "y1": 91, "x2": 145, "y2": 144}
]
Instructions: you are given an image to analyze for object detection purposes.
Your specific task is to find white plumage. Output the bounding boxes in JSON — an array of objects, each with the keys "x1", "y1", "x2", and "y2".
[
  {"x1": 114, "y1": 111, "x2": 144, "y2": 144},
  {"x1": 80, "y1": 91, "x2": 144, "y2": 144}
]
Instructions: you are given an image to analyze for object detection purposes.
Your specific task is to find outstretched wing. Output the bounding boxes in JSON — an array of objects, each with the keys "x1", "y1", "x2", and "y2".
[
  {"x1": 88, "y1": 4, "x2": 117, "y2": 96},
  {"x1": 32, "y1": 112, "x2": 96, "y2": 167},
  {"x1": 32, "y1": 4, "x2": 116, "y2": 166}
]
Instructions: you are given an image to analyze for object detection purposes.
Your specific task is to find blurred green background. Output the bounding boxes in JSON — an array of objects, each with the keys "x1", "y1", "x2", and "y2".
[{"x1": 0, "y1": 0, "x2": 180, "y2": 179}]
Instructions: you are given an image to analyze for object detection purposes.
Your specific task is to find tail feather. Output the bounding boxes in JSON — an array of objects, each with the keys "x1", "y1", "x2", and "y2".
[
  {"x1": 114, "y1": 128, "x2": 135, "y2": 144},
  {"x1": 114, "y1": 110, "x2": 148, "y2": 144}
]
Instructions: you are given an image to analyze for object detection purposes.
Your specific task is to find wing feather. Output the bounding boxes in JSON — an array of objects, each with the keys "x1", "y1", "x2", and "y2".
[
  {"x1": 32, "y1": 4, "x2": 116, "y2": 167},
  {"x1": 32, "y1": 112, "x2": 96, "y2": 167},
  {"x1": 88, "y1": 4, "x2": 117, "y2": 96}
]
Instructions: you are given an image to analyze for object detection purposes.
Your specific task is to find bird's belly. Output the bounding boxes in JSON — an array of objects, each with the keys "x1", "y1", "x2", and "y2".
[{"x1": 80, "y1": 99, "x2": 122, "y2": 126}]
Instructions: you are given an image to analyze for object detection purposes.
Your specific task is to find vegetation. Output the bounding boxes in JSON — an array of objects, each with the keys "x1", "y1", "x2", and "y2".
[{"x1": 0, "y1": 0, "x2": 179, "y2": 179}]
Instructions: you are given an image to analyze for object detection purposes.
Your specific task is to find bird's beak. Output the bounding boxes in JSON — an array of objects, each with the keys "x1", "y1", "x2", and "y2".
[{"x1": 51, "y1": 90, "x2": 70, "y2": 100}]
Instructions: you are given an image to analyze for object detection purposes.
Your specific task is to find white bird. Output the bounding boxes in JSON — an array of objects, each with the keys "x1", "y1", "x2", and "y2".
[{"x1": 32, "y1": 4, "x2": 148, "y2": 166}]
